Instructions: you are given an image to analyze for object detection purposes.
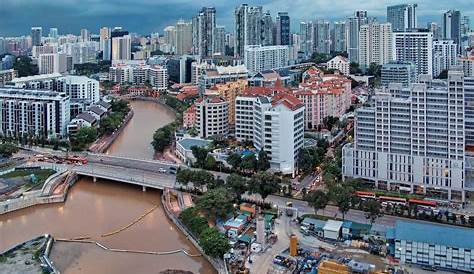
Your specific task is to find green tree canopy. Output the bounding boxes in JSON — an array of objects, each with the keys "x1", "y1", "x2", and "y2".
[
  {"x1": 199, "y1": 227, "x2": 230, "y2": 258},
  {"x1": 363, "y1": 199, "x2": 383, "y2": 224},
  {"x1": 305, "y1": 190, "x2": 329, "y2": 215},
  {"x1": 0, "y1": 143, "x2": 19, "y2": 157},
  {"x1": 248, "y1": 172, "x2": 281, "y2": 201},
  {"x1": 191, "y1": 146, "x2": 209, "y2": 168},
  {"x1": 195, "y1": 187, "x2": 234, "y2": 222},
  {"x1": 225, "y1": 173, "x2": 248, "y2": 198},
  {"x1": 70, "y1": 127, "x2": 98, "y2": 151}
]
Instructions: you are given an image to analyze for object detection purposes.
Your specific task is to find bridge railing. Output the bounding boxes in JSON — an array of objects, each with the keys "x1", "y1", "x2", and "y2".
[{"x1": 87, "y1": 153, "x2": 177, "y2": 167}]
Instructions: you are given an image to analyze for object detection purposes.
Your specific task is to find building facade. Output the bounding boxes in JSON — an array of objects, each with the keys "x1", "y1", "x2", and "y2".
[
  {"x1": 387, "y1": 4, "x2": 417, "y2": 32},
  {"x1": 343, "y1": 71, "x2": 467, "y2": 201},
  {"x1": 235, "y1": 92, "x2": 304, "y2": 175},
  {"x1": 359, "y1": 22, "x2": 393, "y2": 69},
  {"x1": 109, "y1": 62, "x2": 168, "y2": 91},
  {"x1": 276, "y1": 12, "x2": 290, "y2": 46},
  {"x1": 0, "y1": 87, "x2": 70, "y2": 138},
  {"x1": 294, "y1": 67, "x2": 352, "y2": 130},
  {"x1": 381, "y1": 61, "x2": 417, "y2": 87},
  {"x1": 195, "y1": 95, "x2": 229, "y2": 138},
  {"x1": 432, "y1": 40, "x2": 458, "y2": 77},
  {"x1": 392, "y1": 221, "x2": 474, "y2": 272},
  {"x1": 244, "y1": 45, "x2": 289, "y2": 73},
  {"x1": 327, "y1": 56, "x2": 350, "y2": 76},
  {"x1": 393, "y1": 30, "x2": 433, "y2": 76}
]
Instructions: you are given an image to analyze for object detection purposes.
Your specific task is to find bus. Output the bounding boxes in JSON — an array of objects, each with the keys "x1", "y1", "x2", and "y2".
[
  {"x1": 355, "y1": 191, "x2": 376, "y2": 200},
  {"x1": 408, "y1": 199, "x2": 437, "y2": 208},
  {"x1": 379, "y1": 196, "x2": 407, "y2": 206}
]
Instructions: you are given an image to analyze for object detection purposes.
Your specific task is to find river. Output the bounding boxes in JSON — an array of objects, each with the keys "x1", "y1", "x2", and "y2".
[{"x1": 0, "y1": 100, "x2": 216, "y2": 274}]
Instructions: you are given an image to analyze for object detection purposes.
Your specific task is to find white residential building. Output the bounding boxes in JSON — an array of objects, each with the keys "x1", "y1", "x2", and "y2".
[
  {"x1": 359, "y1": 22, "x2": 393, "y2": 69},
  {"x1": 244, "y1": 45, "x2": 289, "y2": 73},
  {"x1": 56, "y1": 75, "x2": 100, "y2": 103},
  {"x1": 235, "y1": 92, "x2": 304, "y2": 175},
  {"x1": 460, "y1": 55, "x2": 474, "y2": 77},
  {"x1": 111, "y1": 35, "x2": 131, "y2": 61},
  {"x1": 195, "y1": 96, "x2": 229, "y2": 138},
  {"x1": 109, "y1": 62, "x2": 168, "y2": 91},
  {"x1": 432, "y1": 40, "x2": 458, "y2": 77},
  {"x1": 61, "y1": 41, "x2": 98, "y2": 65},
  {"x1": 38, "y1": 53, "x2": 68, "y2": 74},
  {"x1": 393, "y1": 30, "x2": 433, "y2": 76},
  {"x1": 381, "y1": 61, "x2": 417, "y2": 87},
  {"x1": 0, "y1": 87, "x2": 70, "y2": 138},
  {"x1": 0, "y1": 69, "x2": 18, "y2": 87},
  {"x1": 9, "y1": 73, "x2": 62, "y2": 90},
  {"x1": 327, "y1": 56, "x2": 350, "y2": 76},
  {"x1": 342, "y1": 70, "x2": 467, "y2": 201}
]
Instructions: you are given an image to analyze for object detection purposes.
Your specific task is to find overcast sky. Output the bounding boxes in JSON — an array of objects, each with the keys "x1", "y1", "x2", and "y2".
[{"x1": 0, "y1": 0, "x2": 472, "y2": 36}]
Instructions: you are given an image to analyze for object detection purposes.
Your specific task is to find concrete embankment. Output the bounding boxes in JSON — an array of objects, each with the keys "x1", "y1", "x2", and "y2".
[
  {"x1": 0, "y1": 171, "x2": 78, "y2": 215},
  {"x1": 88, "y1": 110, "x2": 134, "y2": 153},
  {"x1": 161, "y1": 189, "x2": 226, "y2": 274}
]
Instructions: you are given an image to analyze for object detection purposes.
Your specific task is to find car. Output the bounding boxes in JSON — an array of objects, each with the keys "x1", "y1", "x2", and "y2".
[{"x1": 158, "y1": 168, "x2": 167, "y2": 173}]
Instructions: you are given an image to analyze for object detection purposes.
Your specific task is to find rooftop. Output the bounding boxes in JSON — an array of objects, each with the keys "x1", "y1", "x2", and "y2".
[
  {"x1": 11, "y1": 73, "x2": 62, "y2": 83},
  {"x1": 177, "y1": 138, "x2": 211, "y2": 151},
  {"x1": 394, "y1": 220, "x2": 474, "y2": 249},
  {"x1": 74, "y1": 112, "x2": 97, "y2": 124}
]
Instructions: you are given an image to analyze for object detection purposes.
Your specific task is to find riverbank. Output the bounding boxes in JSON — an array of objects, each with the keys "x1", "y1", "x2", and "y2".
[
  {"x1": 161, "y1": 189, "x2": 223, "y2": 274},
  {"x1": 0, "y1": 235, "x2": 57, "y2": 274},
  {"x1": 89, "y1": 109, "x2": 134, "y2": 153},
  {"x1": 0, "y1": 170, "x2": 78, "y2": 215}
]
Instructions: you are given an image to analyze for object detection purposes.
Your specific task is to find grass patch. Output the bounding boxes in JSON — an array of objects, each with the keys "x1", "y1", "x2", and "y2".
[{"x1": 0, "y1": 169, "x2": 56, "y2": 190}]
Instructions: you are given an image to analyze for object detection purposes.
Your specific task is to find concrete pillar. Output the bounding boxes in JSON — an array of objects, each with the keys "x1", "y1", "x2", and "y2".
[
  {"x1": 93, "y1": 176, "x2": 97, "y2": 183},
  {"x1": 448, "y1": 189, "x2": 452, "y2": 200},
  {"x1": 410, "y1": 184, "x2": 415, "y2": 194},
  {"x1": 375, "y1": 180, "x2": 379, "y2": 189},
  {"x1": 142, "y1": 186, "x2": 146, "y2": 192},
  {"x1": 461, "y1": 190, "x2": 466, "y2": 203},
  {"x1": 386, "y1": 182, "x2": 391, "y2": 191}
]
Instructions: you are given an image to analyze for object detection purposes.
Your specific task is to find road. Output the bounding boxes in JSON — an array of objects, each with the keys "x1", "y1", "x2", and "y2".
[{"x1": 242, "y1": 194, "x2": 458, "y2": 228}]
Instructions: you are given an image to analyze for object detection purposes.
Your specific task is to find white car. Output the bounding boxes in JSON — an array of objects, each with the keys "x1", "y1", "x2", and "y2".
[{"x1": 158, "y1": 168, "x2": 167, "y2": 173}]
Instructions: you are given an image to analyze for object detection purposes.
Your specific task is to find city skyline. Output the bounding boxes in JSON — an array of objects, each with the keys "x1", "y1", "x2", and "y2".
[{"x1": 1, "y1": 0, "x2": 473, "y2": 36}]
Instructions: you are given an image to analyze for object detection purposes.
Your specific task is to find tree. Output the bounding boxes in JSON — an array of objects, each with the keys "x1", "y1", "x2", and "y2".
[
  {"x1": 367, "y1": 63, "x2": 381, "y2": 77},
  {"x1": 176, "y1": 169, "x2": 192, "y2": 187},
  {"x1": 311, "y1": 52, "x2": 330, "y2": 64},
  {"x1": 305, "y1": 190, "x2": 328, "y2": 215},
  {"x1": 100, "y1": 112, "x2": 123, "y2": 135},
  {"x1": 195, "y1": 187, "x2": 234, "y2": 222},
  {"x1": 204, "y1": 154, "x2": 217, "y2": 170},
  {"x1": 323, "y1": 116, "x2": 340, "y2": 131},
  {"x1": 70, "y1": 127, "x2": 98, "y2": 151},
  {"x1": 226, "y1": 173, "x2": 247, "y2": 198},
  {"x1": 226, "y1": 153, "x2": 242, "y2": 169},
  {"x1": 151, "y1": 124, "x2": 173, "y2": 152},
  {"x1": 0, "y1": 143, "x2": 19, "y2": 157},
  {"x1": 191, "y1": 146, "x2": 209, "y2": 168},
  {"x1": 248, "y1": 172, "x2": 281, "y2": 201},
  {"x1": 13, "y1": 56, "x2": 38, "y2": 77},
  {"x1": 363, "y1": 199, "x2": 382, "y2": 224},
  {"x1": 240, "y1": 154, "x2": 257, "y2": 172},
  {"x1": 329, "y1": 184, "x2": 352, "y2": 219},
  {"x1": 256, "y1": 150, "x2": 270, "y2": 171},
  {"x1": 199, "y1": 227, "x2": 231, "y2": 258},
  {"x1": 180, "y1": 207, "x2": 209, "y2": 237},
  {"x1": 350, "y1": 62, "x2": 362, "y2": 74}
]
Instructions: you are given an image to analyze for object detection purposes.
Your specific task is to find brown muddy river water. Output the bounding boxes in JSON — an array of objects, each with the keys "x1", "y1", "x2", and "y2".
[{"x1": 0, "y1": 100, "x2": 215, "y2": 274}]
